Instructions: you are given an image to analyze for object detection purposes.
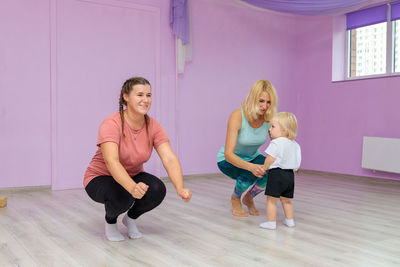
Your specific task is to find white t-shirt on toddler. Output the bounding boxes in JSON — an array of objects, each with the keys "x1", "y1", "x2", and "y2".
[{"x1": 265, "y1": 137, "x2": 301, "y2": 170}]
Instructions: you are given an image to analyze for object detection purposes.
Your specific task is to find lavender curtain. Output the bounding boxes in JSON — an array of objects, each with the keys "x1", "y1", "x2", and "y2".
[
  {"x1": 392, "y1": 0, "x2": 400, "y2": 21},
  {"x1": 170, "y1": 0, "x2": 189, "y2": 45},
  {"x1": 170, "y1": 0, "x2": 192, "y2": 74},
  {"x1": 240, "y1": 0, "x2": 376, "y2": 16},
  {"x1": 346, "y1": 4, "x2": 387, "y2": 30}
]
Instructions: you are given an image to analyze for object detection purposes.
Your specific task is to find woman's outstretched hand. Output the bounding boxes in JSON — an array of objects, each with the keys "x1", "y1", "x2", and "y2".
[
  {"x1": 249, "y1": 164, "x2": 266, "y2": 178},
  {"x1": 178, "y1": 188, "x2": 192, "y2": 202},
  {"x1": 131, "y1": 182, "x2": 149, "y2": 199}
]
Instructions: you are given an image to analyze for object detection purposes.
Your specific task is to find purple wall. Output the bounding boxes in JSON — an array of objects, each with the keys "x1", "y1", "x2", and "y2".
[
  {"x1": 52, "y1": 0, "x2": 176, "y2": 189},
  {"x1": 176, "y1": 0, "x2": 299, "y2": 174},
  {"x1": 0, "y1": 0, "x2": 176, "y2": 189},
  {"x1": 291, "y1": 17, "x2": 400, "y2": 180},
  {"x1": 1, "y1": 0, "x2": 399, "y2": 189},
  {"x1": 0, "y1": 0, "x2": 51, "y2": 187}
]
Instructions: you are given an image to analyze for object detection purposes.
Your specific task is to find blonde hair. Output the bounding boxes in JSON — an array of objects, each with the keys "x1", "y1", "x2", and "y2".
[
  {"x1": 272, "y1": 112, "x2": 298, "y2": 140},
  {"x1": 241, "y1": 80, "x2": 277, "y2": 123}
]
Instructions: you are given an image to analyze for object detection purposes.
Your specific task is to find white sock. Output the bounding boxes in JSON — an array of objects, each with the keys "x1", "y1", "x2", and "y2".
[
  {"x1": 259, "y1": 221, "x2": 276, "y2": 230},
  {"x1": 284, "y1": 218, "x2": 295, "y2": 227},
  {"x1": 122, "y1": 214, "x2": 142, "y2": 239},
  {"x1": 105, "y1": 222, "x2": 125, "y2": 242}
]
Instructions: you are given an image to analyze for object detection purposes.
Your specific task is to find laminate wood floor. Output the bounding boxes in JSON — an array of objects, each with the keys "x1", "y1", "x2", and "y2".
[{"x1": 1, "y1": 172, "x2": 399, "y2": 267}]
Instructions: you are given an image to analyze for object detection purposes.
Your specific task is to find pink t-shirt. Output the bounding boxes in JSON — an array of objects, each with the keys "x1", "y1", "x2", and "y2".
[{"x1": 83, "y1": 112, "x2": 169, "y2": 187}]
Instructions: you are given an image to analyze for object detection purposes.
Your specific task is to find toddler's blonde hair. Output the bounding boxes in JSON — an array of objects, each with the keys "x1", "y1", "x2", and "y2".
[{"x1": 272, "y1": 112, "x2": 298, "y2": 140}]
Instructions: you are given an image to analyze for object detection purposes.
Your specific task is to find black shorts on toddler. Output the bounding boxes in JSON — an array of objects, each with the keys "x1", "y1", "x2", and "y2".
[{"x1": 265, "y1": 168, "x2": 294, "y2": 198}]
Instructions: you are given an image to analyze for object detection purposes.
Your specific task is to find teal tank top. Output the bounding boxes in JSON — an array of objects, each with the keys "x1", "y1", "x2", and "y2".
[{"x1": 217, "y1": 109, "x2": 270, "y2": 162}]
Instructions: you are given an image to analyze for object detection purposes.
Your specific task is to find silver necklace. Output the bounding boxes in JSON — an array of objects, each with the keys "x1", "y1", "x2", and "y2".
[{"x1": 133, "y1": 132, "x2": 139, "y2": 141}]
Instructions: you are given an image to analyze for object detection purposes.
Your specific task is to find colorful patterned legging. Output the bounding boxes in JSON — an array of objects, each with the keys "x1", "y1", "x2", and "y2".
[{"x1": 217, "y1": 154, "x2": 268, "y2": 198}]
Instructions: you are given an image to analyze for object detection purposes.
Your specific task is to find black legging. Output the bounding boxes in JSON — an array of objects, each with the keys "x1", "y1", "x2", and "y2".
[{"x1": 85, "y1": 172, "x2": 166, "y2": 224}]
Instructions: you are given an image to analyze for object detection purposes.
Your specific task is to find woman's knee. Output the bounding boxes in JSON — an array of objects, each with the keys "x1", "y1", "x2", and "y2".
[
  {"x1": 217, "y1": 161, "x2": 237, "y2": 179},
  {"x1": 148, "y1": 178, "x2": 166, "y2": 201},
  {"x1": 137, "y1": 173, "x2": 166, "y2": 203}
]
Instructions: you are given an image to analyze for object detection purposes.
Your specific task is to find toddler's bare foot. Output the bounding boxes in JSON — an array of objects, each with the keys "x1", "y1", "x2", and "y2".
[
  {"x1": 242, "y1": 192, "x2": 260, "y2": 216},
  {"x1": 230, "y1": 194, "x2": 248, "y2": 217}
]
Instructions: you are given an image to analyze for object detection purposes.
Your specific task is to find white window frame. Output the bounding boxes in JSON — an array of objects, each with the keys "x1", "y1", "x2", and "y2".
[{"x1": 345, "y1": 3, "x2": 400, "y2": 80}]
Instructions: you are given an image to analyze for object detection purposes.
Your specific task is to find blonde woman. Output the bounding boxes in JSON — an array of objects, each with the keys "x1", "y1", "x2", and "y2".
[{"x1": 217, "y1": 80, "x2": 277, "y2": 217}]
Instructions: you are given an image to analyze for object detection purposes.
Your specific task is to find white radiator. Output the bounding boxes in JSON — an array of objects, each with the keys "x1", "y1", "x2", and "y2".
[{"x1": 362, "y1": 136, "x2": 400, "y2": 174}]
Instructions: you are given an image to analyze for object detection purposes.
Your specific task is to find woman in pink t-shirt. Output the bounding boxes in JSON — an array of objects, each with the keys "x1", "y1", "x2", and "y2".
[{"x1": 84, "y1": 77, "x2": 192, "y2": 241}]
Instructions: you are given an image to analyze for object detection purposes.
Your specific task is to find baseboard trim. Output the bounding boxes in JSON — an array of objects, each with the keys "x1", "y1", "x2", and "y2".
[
  {"x1": 160, "y1": 173, "x2": 226, "y2": 183},
  {"x1": 0, "y1": 185, "x2": 51, "y2": 194},
  {"x1": 297, "y1": 169, "x2": 400, "y2": 184},
  {"x1": 2, "y1": 170, "x2": 398, "y2": 192}
]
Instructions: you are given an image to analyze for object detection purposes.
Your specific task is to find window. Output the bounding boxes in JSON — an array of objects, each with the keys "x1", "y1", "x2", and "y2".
[
  {"x1": 393, "y1": 1, "x2": 400, "y2": 73},
  {"x1": 346, "y1": 2, "x2": 400, "y2": 78},
  {"x1": 349, "y1": 22, "x2": 387, "y2": 77},
  {"x1": 394, "y1": 20, "x2": 400, "y2": 72}
]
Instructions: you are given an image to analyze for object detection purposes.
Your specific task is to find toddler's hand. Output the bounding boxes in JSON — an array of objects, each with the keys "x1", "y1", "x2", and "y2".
[{"x1": 249, "y1": 164, "x2": 266, "y2": 177}]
